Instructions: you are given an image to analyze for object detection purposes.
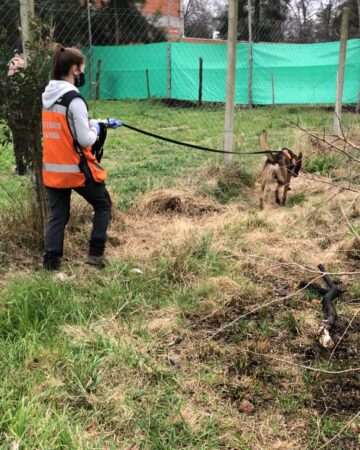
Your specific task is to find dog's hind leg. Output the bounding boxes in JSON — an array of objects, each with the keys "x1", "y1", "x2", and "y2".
[
  {"x1": 274, "y1": 165, "x2": 286, "y2": 206},
  {"x1": 275, "y1": 184, "x2": 281, "y2": 205},
  {"x1": 282, "y1": 184, "x2": 290, "y2": 206}
]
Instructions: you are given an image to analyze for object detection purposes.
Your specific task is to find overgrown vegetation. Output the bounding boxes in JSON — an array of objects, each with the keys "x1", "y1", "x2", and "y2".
[
  {"x1": 0, "y1": 18, "x2": 53, "y2": 241},
  {"x1": 305, "y1": 155, "x2": 339, "y2": 176},
  {"x1": 0, "y1": 101, "x2": 359, "y2": 448}
]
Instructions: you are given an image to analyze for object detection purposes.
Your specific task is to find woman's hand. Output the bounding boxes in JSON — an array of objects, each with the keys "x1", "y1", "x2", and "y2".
[{"x1": 107, "y1": 118, "x2": 123, "y2": 129}]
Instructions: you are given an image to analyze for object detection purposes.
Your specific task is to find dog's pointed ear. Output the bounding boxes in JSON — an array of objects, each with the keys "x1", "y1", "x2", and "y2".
[{"x1": 259, "y1": 130, "x2": 269, "y2": 150}]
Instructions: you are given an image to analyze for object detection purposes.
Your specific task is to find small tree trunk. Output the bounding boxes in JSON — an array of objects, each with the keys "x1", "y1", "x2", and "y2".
[{"x1": 31, "y1": 127, "x2": 49, "y2": 241}]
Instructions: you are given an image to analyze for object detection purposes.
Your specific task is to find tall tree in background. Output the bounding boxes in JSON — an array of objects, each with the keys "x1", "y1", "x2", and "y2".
[
  {"x1": 218, "y1": 0, "x2": 250, "y2": 41},
  {"x1": 315, "y1": 1, "x2": 340, "y2": 40},
  {"x1": 315, "y1": 0, "x2": 359, "y2": 41},
  {"x1": 218, "y1": 0, "x2": 291, "y2": 42},
  {"x1": 258, "y1": 0, "x2": 291, "y2": 41},
  {"x1": 335, "y1": 0, "x2": 360, "y2": 36},
  {"x1": 34, "y1": 0, "x2": 166, "y2": 46},
  {"x1": 184, "y1": 0, "x2": 227, "y2": 39},
  {"x1": 287, "y1": 0, "x2": 315, "y2": 41},
  {"x1": 184, "y1": 0, "x2": 216, "y2": 38},
  {"x1": 96, "y1": 0, "x2": 166, "y2": 44}
]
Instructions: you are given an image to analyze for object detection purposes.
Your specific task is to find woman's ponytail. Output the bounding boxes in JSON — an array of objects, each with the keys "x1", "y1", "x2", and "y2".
[{"x1": 52, "y1": 45, "x2": 85, "y2": 80}]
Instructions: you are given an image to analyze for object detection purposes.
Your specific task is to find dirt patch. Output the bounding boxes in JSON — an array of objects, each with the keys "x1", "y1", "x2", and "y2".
[
  {"x1": 135, "y1": 189, "x2": 222, "y2": 217},
  {"x1": 310, "y1": 371, "x2": 360, "y2": 414}
]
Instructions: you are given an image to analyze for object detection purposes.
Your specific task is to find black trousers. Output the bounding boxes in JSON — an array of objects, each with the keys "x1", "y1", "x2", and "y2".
[{"x1": 43, "y1": 182, "x2": 112, "y2": 270}]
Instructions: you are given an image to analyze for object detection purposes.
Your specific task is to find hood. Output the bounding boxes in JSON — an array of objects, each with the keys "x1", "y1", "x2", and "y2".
[{"x1": 42, "y1": 80, "x2": 79, "y2": 109}]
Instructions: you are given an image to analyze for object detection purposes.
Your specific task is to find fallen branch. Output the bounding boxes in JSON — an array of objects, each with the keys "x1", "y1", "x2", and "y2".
[{"x1": 300, "y1": 264, "x2": 342, "y2": 348}]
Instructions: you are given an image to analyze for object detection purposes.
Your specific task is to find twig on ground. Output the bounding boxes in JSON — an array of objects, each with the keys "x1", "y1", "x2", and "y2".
[
  {"x1": 317, "y1": 410, "x2": 360, "y2": 449},
  {"x1": 314, "y1": 408, "x2": 329, "y2": 449},
  {"x1": 338, "y1": 200, "x2": 360, "y2": 242},
  {"x1": 200, "y1": 300, "x2": 232, "y2": 321},
  {"x1": 245, "y1": 350, "x2": 360, "y2": 375},
  {"x1": 231, "y1": 252, "x2": 360, "y2": 276}
]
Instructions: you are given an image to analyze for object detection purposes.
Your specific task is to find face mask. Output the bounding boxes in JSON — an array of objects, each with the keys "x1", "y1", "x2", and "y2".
[{"x1": 74, "y1": 71, "x2": 85, "y2": 88}]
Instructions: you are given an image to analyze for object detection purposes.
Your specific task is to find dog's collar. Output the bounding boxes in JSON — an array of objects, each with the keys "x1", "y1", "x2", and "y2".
[
  {"x1": 282, "y1": 148, "x2": 298, "y2": 166},
  {"x1": 282, "y1": 149, "x2": 292, "y2": 160}
]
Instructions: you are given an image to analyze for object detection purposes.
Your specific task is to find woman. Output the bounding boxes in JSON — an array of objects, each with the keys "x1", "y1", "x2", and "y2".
[{"x1": 42, "y1": 45, "x2": 122, "y2": 270}]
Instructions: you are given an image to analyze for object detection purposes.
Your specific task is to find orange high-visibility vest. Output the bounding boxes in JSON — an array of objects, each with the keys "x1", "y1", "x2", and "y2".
[{"x1": 42, "y1": 91, "x2": 106, "y2": 188}]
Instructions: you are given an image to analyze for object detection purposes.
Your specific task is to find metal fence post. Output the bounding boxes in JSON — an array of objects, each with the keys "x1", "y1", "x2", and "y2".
[
  {"x1": 224, "y1": 0, "x2": 239, "y2": 162},
  {"x1": 87, "y1": 0, "x2": 93, "y2": 100},
  {"x1": 333, "y1": 7, "x2": 349, "y2": 136}
]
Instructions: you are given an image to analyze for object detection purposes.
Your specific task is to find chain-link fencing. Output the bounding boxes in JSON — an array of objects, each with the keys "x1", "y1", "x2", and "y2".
[{"x1": 1, "y1": 0, "x2": 359, "y2": 107}]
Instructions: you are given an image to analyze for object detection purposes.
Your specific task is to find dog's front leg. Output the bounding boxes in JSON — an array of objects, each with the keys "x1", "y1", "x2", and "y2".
[{"x1": 281, "y1": 176, "x2": 292, "y2": 206}]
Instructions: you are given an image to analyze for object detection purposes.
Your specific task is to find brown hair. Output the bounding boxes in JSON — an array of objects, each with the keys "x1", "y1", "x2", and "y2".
[{"x1": 52, "y1": 45, "x2": 85, "y2": 80}]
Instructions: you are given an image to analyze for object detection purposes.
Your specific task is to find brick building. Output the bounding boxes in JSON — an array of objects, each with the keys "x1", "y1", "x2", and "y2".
[
  {"x1": 139, "y1": 0, "x2": 184, "y2": 40},
  {"x1": 82, "y1": 0, "x2": 185, "y2": 40}
]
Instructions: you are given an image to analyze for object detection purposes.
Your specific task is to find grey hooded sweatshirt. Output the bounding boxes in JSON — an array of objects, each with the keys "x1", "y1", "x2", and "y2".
[{"x1": 42, "y1": 80, "x2": 98, "y2": 148}]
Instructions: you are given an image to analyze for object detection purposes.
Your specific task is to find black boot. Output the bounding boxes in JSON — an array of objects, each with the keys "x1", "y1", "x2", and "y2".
[{"x1": 43, "y1": 252, "x2": 61, "y2": 271}]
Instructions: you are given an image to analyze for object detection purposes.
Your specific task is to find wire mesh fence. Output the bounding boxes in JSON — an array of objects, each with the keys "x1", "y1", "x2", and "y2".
[{"x1": 0, "y1": 0, "x2": 360, "y2": 107}]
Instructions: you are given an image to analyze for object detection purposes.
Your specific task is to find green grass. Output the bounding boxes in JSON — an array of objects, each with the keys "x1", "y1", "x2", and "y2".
[
  {"x1": 84, "y1": 101, "x2": 358, "y2": 209},
  {"x1": 0, "y1": 100, "x2": 359, "y2": 448}
]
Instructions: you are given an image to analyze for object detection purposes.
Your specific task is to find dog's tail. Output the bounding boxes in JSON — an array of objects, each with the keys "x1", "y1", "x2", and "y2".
[
  {"x1": 259, "y1": 130, "x2": 278, "y2": 163},
  {"x1": 259, "y1": 130, "x2": 270, "y2": 151}
]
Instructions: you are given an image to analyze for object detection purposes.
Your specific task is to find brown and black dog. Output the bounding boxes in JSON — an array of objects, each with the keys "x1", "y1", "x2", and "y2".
[{"x1": 259, "y1": 130, "x2": 302, "y2": 210}]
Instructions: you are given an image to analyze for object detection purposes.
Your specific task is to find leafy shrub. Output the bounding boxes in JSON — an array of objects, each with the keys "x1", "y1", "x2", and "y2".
[{"x1": 305, "y1": 155, "x2": 339, "y2": 175}]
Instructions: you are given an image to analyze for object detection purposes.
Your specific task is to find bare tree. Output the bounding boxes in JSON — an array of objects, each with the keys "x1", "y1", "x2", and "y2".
[
  {"x1": 184, "y1": 0, "x2": 221, "y2": 38},
  {"x1": 288, "y1": 0, "x2": 316, "y2": 40}
]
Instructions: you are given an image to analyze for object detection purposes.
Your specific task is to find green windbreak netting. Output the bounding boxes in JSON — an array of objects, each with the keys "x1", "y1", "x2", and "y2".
[
  {"x1": 252, "y1": 40, "x2": 360, "y2": 104},
  {"x1": 84, "y1": 40, "x2": 360, "y2": 105},
  {"x1": 84, "y1": 43, "x2": 168, "y2": 100}
]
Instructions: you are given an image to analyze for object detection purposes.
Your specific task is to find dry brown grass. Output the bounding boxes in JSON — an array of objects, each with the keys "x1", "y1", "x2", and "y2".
[{"x1": 135, "y1": 188, "x2": 222, "y2": 216}]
